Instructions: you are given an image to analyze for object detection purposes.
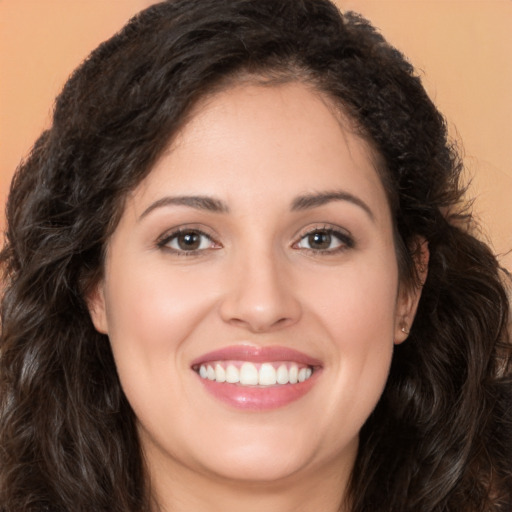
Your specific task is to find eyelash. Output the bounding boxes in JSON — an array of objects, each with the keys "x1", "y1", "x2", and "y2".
[
  {"x1": 292, "y1": 225, "x2": 354, "y2": 254},
  {"x1": 156, "y1": 225, "x2": 354, "y2": 256},
  {"x1": 157, "y1": 227, "x2": 221, "y2": 256}
]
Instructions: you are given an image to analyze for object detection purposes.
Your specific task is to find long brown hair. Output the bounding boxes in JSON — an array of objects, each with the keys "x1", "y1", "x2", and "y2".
[{"x1": 1, "y1": 1, "x2": 510, "y2": 510}]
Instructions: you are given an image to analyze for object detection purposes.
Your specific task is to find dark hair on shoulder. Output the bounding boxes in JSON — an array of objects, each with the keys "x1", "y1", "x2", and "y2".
[{"x1": 1, "y1": 1, "x2": 510, "y2": 511}]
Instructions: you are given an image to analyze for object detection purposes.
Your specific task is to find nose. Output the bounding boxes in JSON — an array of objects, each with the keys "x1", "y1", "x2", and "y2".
[{"x1": 219, "y1": 250, "x2": 302, "y2": 333}]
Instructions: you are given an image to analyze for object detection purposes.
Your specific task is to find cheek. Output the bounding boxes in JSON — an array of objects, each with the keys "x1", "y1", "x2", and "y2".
[
  {"x1": 105, "y1": 261, "x2": 217, "y2": 347},
  {"x1": 101, "y1": 264, "x2": 219, "y2": 436},
  {"x1": 102, "y1": 261, "x2": 222, "y2": 406},
  {"x1": 305, "y1": 257, "x2": 399, "y2": 341},
  {"x1": 302, "y1": 259, "x2": 398, "y2": 424}
]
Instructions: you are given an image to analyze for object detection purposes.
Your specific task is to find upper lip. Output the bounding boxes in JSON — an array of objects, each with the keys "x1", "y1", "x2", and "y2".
[{"x1": 191, "y1": 345, "x2": 323, "y2": 368}]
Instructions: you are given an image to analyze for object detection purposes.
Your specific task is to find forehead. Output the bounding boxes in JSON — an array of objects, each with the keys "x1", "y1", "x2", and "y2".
[
  {"x1": 173, "y1": 81, "x2": 372, "y2": 160},
  {"x1": 130, "y1": 82, "x2": 390, "y2": 224}
]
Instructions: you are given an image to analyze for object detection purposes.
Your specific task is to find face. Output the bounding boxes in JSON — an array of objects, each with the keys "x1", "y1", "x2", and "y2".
[{"x1": 89, "y1": 83, "x2": 420, "y2": 489}]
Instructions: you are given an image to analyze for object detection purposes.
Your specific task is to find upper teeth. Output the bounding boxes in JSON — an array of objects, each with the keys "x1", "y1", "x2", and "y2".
[{"x1": 197, "y1": 362, "x2": 313, "y2": 386}]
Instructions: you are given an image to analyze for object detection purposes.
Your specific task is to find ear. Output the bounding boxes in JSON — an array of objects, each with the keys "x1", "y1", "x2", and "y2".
[
  {"x1": 86, "y1": 280, "x2": 109, "y2": 335},
  {"x1": 395, "y1": 237, "x2": 429, "y2": 344}
]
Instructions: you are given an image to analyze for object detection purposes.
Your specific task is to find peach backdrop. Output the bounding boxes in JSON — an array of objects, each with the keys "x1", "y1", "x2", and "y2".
[{"x1": 1, "y1": 0, "x2": 511, "y2": 269}]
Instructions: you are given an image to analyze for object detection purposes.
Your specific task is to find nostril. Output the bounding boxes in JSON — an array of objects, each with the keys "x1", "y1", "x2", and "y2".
[{"x1": 227, "y1": 314, "x2": 296, "y2": 333}]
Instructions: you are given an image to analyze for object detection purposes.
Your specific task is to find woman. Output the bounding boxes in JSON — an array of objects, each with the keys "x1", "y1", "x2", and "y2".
[{"x1": 1, "y1": 1, "x2": 510, "y2": 511}]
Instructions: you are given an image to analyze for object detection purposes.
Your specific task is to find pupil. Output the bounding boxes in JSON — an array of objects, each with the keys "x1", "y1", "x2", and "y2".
[
  {"x1": 178, "y1": 232, "x2": 200, "y2": 250},
  {"x1": 309, "y1": 231, "x2": 331, "y2": 249}
]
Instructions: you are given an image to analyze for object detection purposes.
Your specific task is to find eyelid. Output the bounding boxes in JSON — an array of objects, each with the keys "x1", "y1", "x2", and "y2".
[
  {"x1": 156, "y1": 225, "x2": 222, "y2": 254},
  {"x1": 292, "y1": 224, "x2": 355, "y2": 253},
  {"x1": 155, "y1": 223, "x2": 354, "y2": 255}
]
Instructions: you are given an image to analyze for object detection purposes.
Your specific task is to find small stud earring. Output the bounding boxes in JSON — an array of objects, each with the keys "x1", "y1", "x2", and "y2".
[{"x1": 401, "y1": 325, "x2": 410, "y2": 335}]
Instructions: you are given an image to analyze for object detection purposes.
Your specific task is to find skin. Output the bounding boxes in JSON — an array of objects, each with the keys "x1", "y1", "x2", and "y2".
[{"x1": 89, "y1": 82, "x2": 425, "y2": 512}]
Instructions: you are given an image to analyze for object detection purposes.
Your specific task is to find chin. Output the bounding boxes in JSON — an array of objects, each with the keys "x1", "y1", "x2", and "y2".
[
  {"x1": 200, "y1": 452, "x2": 307, "y2": 484},
  {"x1": 187, "y1": 429, "x2": 315, "y2": 483}
]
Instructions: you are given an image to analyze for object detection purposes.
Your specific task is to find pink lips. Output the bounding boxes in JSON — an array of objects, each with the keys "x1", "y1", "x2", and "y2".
[{"x1": 191, "y1": 345, "x2": 322, "y2": 410}]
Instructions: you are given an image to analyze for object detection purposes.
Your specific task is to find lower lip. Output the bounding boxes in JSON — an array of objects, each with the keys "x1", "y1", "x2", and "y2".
[{"x1": 196, "y1": 372, "x2": 320, "y2": 410}]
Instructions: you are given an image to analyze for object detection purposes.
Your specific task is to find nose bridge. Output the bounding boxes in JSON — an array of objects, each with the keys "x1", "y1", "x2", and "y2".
[{"x1": 220, "y1": 241, "x2": 301, "y2": 332}]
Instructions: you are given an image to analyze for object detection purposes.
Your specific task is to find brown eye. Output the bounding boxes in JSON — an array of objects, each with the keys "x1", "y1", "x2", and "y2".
[
  {"x1": 176, "y1": 232, "x2": 202, "y2": 250},
  {"x1": 295, "y1": 228, "x2": 353, "y2": 253},
  {"x1": 307, "y1": 231, "x2": 332, "y2": 250},
  {"x1": 160, "y1": 229, "x2": 216, "y2": 253}
]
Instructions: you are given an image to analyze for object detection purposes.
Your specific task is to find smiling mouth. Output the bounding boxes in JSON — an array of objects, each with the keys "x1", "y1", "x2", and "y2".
[
  {"x1": 194, "y1": 361, "x2": 314, "y2": 387},
  {"x1": 191, "y1": 345, "x2": 321, "y2": 409}
]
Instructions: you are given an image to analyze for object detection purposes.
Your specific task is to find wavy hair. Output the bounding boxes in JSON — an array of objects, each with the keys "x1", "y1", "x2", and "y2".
[{"x1": 1, "y1": 1, "x2": 510, "y2": 511}]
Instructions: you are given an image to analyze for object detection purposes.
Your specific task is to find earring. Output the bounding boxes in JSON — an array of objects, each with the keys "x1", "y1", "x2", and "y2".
[{"x1": 401, "y1": 325, "x2": 410, "y2": 335}]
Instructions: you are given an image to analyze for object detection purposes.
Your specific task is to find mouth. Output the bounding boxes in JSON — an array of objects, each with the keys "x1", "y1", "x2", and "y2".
[
  {"x1": 193, "y1": 361, "x2": 314, "y2": 386},
  {"x1": 191, "y1": 345, "x2": 322, "y2": 410}
]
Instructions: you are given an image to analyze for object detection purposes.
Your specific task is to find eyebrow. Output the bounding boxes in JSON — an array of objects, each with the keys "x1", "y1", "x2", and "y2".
[
  {"x1": 291, "y1": 190, "x2": 375, "y2": 221},
  {"x1": 138, "y1": 190, "x2": 374, "y2": 221},
  {"x1": 139, "y1": 195, "x2": 229, "y2": 220}
]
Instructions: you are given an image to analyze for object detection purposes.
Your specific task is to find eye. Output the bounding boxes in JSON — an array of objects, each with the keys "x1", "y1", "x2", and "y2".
[
  {"x1": 158, "y1": 229, "x2": 219, "y2": 253},
  {"x1": 294, "y1": 227, "x2": 353, "y2": 253}
]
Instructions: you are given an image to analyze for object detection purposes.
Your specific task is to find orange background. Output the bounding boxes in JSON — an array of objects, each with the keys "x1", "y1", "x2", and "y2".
[{"x1": 1, "y1": 0, "x2": 511, "y2": 270}]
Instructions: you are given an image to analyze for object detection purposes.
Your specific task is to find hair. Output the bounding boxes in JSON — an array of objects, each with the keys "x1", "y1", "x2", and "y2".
[{"x1": 1, "y1": 1, "x2": 510, "y2": 511}]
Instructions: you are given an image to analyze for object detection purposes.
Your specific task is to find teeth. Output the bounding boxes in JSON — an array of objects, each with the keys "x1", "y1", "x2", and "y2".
[
  {"x1": 289, "y1": 365, "x2": 298, "y2": 384},
  {"x1": 197, "y1": 361, "x2": 314, "y2": 387},
  {"x1": 276, "y1": 364, "x2": 289, "y2": 384},
  {"x1": 258, "y1": 363, "x2": 277, "y2": 386},
  {"x1": 239, "y1": 362, "x2": 259, "y2": 385},
  {"x1": 215, "y1": 363, "x2": 226, "y2": 383},
  {"x1": 225, "y1": 364, "x2": 239, "y2": 383}
]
